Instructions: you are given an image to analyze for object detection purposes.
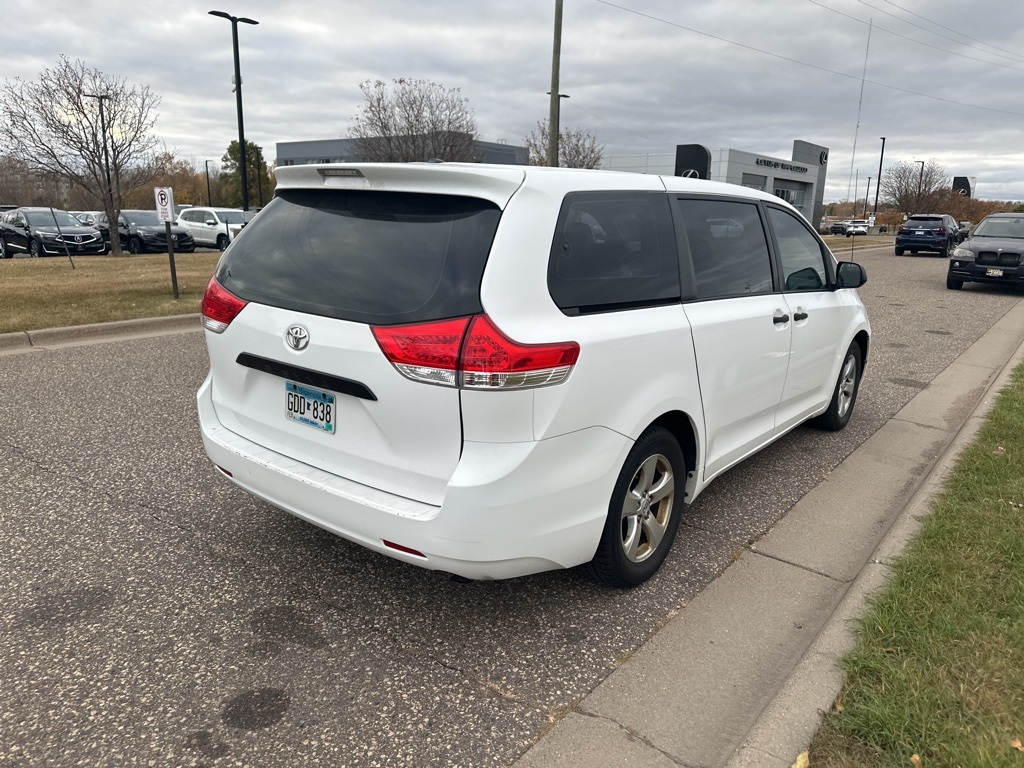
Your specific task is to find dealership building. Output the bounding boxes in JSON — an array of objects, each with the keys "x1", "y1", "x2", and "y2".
[{"x1": 602, "y1": 139, "x2": 830, "y2": 228}]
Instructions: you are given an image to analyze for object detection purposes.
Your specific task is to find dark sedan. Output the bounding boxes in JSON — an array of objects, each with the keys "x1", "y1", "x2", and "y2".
[
  {"x1": 947, "y1": 213, "x2": 1024, "y2": 290},
  {"x1": 0, "y1": 207, "x2": 106, "y2": 258},
  {"x1": 96, "y1": 210, "x2": 196, "y2": 254}
]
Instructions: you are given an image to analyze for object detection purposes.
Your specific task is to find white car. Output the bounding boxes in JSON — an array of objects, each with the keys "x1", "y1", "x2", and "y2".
[
  {"x1": 176, "y1": 206, "x2": 246, "y2": 250},
  {"x1": 845, "y1": 219, "x2": 870, "y2": 236},
  {"x1": 197, "y1": 163, "x2": 870, "y2": 587}
]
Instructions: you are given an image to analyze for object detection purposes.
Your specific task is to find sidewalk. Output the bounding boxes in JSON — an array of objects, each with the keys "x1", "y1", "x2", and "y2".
[{"x1": 513, "y1": 300, "x2": 1024, "y2": 768}]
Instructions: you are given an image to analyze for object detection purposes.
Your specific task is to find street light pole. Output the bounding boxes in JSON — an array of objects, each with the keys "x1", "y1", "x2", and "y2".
[
  {"x1": 916, "y1": 159, "x2": 926, "y2": 212},
  {"x1": 84, "y1": 93, "x2": 114, "y2": 227},
  {"x1": 547, "y1": 0, "x2": 563, "y2": 167},
  {"x1": 873, "y1": 136, "x2": 885, "y2": 215},
  {"x1": 205, "y1": 160, "x2": 213, "y2": 206},
  {"x1": 209, "y1": 10, "x2": 258, "y2": 212},
  {"x1": 864, "y1": 177, "x2": 871, "y2": 218}
]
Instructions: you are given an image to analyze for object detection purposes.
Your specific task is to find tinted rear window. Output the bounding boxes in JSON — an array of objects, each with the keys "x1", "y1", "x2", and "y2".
[
  {"x1": 906, "y1": 217, "x2": 943, "y2": 228},
  {"x1": 216, "y1": 189, "x2": 501, "y2": 325}
]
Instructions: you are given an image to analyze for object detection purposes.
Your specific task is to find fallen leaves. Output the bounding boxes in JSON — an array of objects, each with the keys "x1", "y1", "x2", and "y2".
[
  {"x1": 1012, "y1": 737, "x2": 1024, "y2": 752},
  {"x1": 790, "y1": 751, "x2": 809, "y2": 768},
  {"x1": 910, "y1": 754, "x2": 922, "y2": 767},
  {"x1": 993, "y1": 446, "x2": 1006, "y2": 457}
]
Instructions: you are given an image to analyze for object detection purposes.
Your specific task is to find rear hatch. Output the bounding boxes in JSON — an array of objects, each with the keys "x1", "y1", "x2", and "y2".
[{"x1": 204, "y1": 164, "x2": 524, "y2": 506}]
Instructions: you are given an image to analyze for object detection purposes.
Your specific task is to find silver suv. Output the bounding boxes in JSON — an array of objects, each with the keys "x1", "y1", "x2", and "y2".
[{"x1": 176, "y1": 206, "x2": 246, "y2": 250}]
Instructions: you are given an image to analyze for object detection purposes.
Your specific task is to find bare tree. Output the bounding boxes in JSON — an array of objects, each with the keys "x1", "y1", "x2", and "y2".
[
  {"x1": 349, "y1": 79, "x2": 478, "y2": 162},
  {"x1": 0, "y1": 56, "x2": 160, "y2": 254},
  {"x1": 525, "y1": 119, "x2": 603, "y2": 169},
  {"x1": 879, "y1": 160, "x2": 949, "y2": 215}
]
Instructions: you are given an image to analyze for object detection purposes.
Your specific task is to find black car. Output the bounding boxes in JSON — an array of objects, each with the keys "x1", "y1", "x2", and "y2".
[
  {"x1": 0, "y1": 207, "x2": 106, "y2": 258},
  {"x1": 829, "y1": 221, "x2": 849, "y2": 236},
  {"x1": 96, "y1": 209, "x2": 196, "y2": 254},
  {"x1": 895, "y1": 213, "x2": 960, "y2": 256},
  {"x1": 947, "y1": 213, "x2": 1024, "y2": 290}
]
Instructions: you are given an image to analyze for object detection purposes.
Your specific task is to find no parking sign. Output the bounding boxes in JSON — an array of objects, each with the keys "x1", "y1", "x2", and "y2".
[{"x1": 154, "y1": 187, "x2": 175, "y2": 221}]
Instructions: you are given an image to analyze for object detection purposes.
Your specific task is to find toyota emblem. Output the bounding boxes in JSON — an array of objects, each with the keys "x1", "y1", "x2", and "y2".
[{"x1": 286, "y1": 325, "x2": 310, "y2": 351}]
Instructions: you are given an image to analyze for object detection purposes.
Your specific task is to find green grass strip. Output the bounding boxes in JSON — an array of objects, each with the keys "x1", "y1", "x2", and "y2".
[{"x1": 811, "y1": 363, "x2": 1024, "y2": 767}]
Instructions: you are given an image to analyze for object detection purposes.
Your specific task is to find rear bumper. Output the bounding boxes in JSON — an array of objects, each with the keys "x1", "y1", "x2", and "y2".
[
  {"x1": 197, "y1": 376, "x2": 628, "y2": 580},
  {"x1": 895, "y1": 236, "x2": 948, "y2": 252}
]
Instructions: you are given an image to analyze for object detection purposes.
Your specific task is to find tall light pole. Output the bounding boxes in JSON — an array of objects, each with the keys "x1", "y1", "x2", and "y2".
[
  {"x1": 546, "y1": 0, "x2": 563, "y2": 167},
  {"x1": 83, "y1": 93, "x2": 114, "y2": 223},
  {"x1": 873, "y1": 136, "x2": 885, "y2": 216},
  {"x1": 863, "y1": 177, "x2": 871, "y2": 218},
  {"x1": 209, "y1": 10, "x2": 258, "y2": 212},
  {"x1": 915, "y1": 159, "x2": 926, "y2": 212},
  {"x1": 205, "y1": 160, "x2": 213, "y2": 205}
]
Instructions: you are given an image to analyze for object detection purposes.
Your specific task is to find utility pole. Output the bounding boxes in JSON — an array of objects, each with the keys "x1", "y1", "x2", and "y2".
[
  {"x1": 547, "y1": 0, "x2": 563, "y2": 168},
  {"x1": 916, "y1": 160, "x2": 926, "y2": 212},
  {"x1": 873, "y1": 136, "x2": 885, "y2": 215},
  {"x1": 205, "y1": 160, "x2": 213, "y2": 206}
]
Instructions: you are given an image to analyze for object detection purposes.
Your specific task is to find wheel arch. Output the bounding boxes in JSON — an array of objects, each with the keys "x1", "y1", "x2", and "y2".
[
  {"x1": 853, "y1": 329, "x2": 870, "y2": 368},
  {"x1": 647, "y1": 409, "x2": 699, "y2": 502}
]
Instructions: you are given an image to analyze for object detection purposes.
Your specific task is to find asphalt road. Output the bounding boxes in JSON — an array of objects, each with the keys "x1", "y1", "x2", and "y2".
[{"x1": 1, "y1": 244, "x2": 1020, "y2": 767}]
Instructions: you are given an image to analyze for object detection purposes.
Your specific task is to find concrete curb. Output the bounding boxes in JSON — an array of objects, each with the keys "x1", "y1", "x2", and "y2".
[{"x1": 0, "y1": 314, "x2": 201, "y2": 353}]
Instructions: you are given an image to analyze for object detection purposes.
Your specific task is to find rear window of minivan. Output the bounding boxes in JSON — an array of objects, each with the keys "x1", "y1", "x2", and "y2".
[{"x1": 216, "y1": 189, "x2": 501, "y2": 326}]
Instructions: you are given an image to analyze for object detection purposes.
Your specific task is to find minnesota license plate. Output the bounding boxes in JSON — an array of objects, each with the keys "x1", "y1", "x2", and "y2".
[
  {"x1": 285, "y1": 382, "x2": 335, "y2": 433},
  {"x1": 986, "y1": 268, "x2": 1004, "y2": 277}
]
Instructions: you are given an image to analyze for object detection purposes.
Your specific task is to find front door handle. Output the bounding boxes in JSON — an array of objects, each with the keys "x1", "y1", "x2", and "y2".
[
  {"x1": 773, "y1": 313, "x2": 790, "y2": 325},
  {"x1": 793, "y1": 311, "x2": 808, "y2": 321}
]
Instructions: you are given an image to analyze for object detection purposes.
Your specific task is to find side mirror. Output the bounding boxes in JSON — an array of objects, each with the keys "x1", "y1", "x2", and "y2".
[
  {"x1": 205, "y1": 219, "x2": 217, "y2": 226},
  {"x1": 836, "y1": 261, "x2": 867, "y2": 289}
]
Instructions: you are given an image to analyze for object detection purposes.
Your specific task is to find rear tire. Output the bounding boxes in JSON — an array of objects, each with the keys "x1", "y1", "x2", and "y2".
[
  {"x1": 894, "y1": 247, "x2": 904, "y2": 256},
  {"x1": 217, "y1": 234, "x2": 230, "y2": 251},
  {"x1": 586, "y1": 427, "x2": 684, "y2": 588},
  {"x1": 813, "y1": 342, "x2": 862, "y2": 432},
  {"x1": 0, "y1": 239, "x2": 8, "y2": 259},
  {"x1": 946, "y1": 275, "x2": 963, "y2": 290}
]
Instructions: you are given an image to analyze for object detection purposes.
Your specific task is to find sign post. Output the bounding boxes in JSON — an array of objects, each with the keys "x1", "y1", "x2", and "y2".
[{"x1": 154, "y1": 187, "x2": 179, "y2": 299}]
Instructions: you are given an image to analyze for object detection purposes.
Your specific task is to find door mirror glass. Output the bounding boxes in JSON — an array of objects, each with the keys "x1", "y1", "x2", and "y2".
[{"x1": 836, "y1": 261, "x2": 867, "y2": 289}]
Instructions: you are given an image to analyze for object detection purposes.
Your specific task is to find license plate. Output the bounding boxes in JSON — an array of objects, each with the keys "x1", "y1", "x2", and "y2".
[
  {"x1": 986, "y1": 268, "x2": 1004, "y2": 277},
  {"x1": 285, "y1": 382, "x2": 335, "y2": 433},
  {"x1": 915, "y1": 230, "x2": 926, "y2": 235}
]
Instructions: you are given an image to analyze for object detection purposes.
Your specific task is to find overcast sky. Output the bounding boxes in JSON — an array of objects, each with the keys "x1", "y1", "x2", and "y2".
[{"x1": 5, "y1": 0, "x2": 1024, "y2": 202}]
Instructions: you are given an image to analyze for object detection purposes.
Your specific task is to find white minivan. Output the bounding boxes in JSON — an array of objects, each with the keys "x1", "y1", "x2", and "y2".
[{"x1": 198, "y1": 163, "x2": 870, "y2": 587}]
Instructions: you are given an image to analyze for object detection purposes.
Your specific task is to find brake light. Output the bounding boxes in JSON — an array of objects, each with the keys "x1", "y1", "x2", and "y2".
[
  {"x1": 201, "y1": 277, "x2": 248, "y2": 333},
  {"x1": 936, "y1": 227, "x2": 947, "y2": 234},
  {"x1": 372, "y1": 314, "x2": 579, "y2": 390}
]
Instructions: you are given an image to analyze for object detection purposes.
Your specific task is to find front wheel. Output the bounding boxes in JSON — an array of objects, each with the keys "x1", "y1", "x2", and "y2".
[
  {"x1": 128, "y1": 237, "x2": 144, "y2": 255},
  {"x1": 586, "y1": 427, "x2": 685, "y2": 588},
  {"x1": 814, "y1": 342, "x2": 862, "y2": 432},
  {"x1": 29, "y1": 240, "x2": 41, "y2": 258},
  {"x1": 946, "y1": 275, "x2": 963, "y2": 290}
]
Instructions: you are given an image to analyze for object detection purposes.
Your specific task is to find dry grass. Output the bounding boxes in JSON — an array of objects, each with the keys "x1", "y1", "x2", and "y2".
[{"x1": 0, "y1": 253, "x2": 221, "y2": 334}]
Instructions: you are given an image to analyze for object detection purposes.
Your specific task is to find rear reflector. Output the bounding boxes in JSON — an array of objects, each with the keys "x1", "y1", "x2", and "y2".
[
  {"x1": 383, "y1": 540, "x2": 426, "y2": 558},
  {"x1": 371, "y1": 314, "x2": 579, "y2": 390},
  {"x1": 201, "y1": 277, "x2": 248, "y2": 333}
]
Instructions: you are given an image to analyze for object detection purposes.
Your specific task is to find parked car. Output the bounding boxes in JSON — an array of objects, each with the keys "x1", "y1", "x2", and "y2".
[
  {"x1": 958, "y1": 221, "x2": 972, "y2": 239},
  {"x1": 845, "y1": 220, "x2": 869, "y2": 236},
  {"x1": 71, "y1": 211, "x2": 100, "y2": 227},
  {"x1": 94, "y1": 210, "x2": 196, "y2": 254},
  {"x1": 895, "y1": 213, "x2": 960, "y2": 256},
  {"x1": 829, "y1": 221, "x2": 849, "y2": 236},
  {"x1": 0, "y1": 207, "x2": 106, "y2": 258},
  {"x1": 197, "y1": 163, "x2": 870, "y2": 587},
  {"x1": 176, "y1": 206, "x2": 245, "y2": 250},
  {"x1": 947, "y1": 212, "x2": 1024, "y2": 290}
]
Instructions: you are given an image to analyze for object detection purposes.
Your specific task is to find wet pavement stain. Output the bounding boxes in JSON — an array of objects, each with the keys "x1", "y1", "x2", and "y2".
[
  {"x1": 24, "y1": 586, "x2": 115, "y2": 627},
  {"x1": 186, "y1": 729, "x2": 230, "y2": 758},
  {"x1": 925, "y1": 329, "x2": 953, "y2": 335},
  {"x1": 889, "y1": 377, "x2": 930, "y2": 389},
  {"x1": 221, "y1": 688, "x2": 290, "y2": 731}
]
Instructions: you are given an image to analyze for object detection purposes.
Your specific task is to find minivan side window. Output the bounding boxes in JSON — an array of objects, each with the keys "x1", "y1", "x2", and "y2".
[
  {"x1": 766, "y1": 207, "x2": 829, "y2": 291},
  {"x1": 675, "y1": 198, "x2": 773, "y2": 300},
  {"x1": 547, "y1": 192, "x2": 679, "y2": 314}
]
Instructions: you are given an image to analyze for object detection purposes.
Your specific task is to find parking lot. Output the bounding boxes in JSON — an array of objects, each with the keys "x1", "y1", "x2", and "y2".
[{"x1": 1, "y1": 243, "x2": 1021, "y2": 767}]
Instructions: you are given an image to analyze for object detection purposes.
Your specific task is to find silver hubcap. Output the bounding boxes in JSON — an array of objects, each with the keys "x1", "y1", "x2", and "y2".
[
  {"x1": 620, "y1": 453, "x2": 675, "y2": 563},
  {"x1": 837, "y1": 353, "x2": 857, "y2": 418}
]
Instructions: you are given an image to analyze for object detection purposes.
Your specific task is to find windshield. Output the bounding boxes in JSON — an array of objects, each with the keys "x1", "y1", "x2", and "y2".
[
  {"x1": 25, "y1": 210, "x2": 85, "y2": 228},
  {"x1": 973, "y1": 216, "x2": 1024, "y2": 239},
  {"x1": 124, "y1": 210, "x2": 162, "y2": 225},
  {"x1": 218, "y1": 211, "x2": 246, "y2": 224}
]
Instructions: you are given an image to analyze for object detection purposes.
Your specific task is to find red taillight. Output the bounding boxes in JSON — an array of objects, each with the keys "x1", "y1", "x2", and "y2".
[
  {"x1": 201, "y1": 277, "x2": 248, "y2": 333},
  {"x1": 936, "y1": 227, "x2": 947, "y2": 234},
  {"x1": 371, "y1": 314, "x2": 579, "y2": 390}
]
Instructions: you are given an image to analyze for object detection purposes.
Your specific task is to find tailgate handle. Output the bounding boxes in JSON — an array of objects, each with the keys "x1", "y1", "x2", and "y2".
[{"x1": 236, "y1": 353, "x2": 377, "y2": 401}]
